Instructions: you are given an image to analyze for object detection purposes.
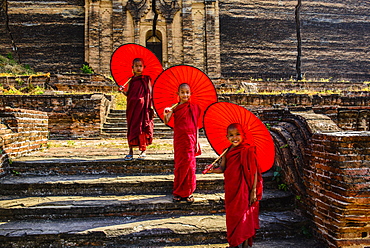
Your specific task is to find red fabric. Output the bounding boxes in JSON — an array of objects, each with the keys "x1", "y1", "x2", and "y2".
[
  {"x1": 172, "y1": 102, "x2": 201, "y2": 198},
  {"x1": 126, "y1": 75, "x2": 154, "y2": 151},
  {"x1": 224, "y1": 143, "x2": 263, "y2": 247}
]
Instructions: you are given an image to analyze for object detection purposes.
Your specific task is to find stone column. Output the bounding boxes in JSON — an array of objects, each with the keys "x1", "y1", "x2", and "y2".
[
  {"x1": 182, "y1": 0, "x2": 194, "y2": 65},
  {"x1": 85, "y1": 0, "x2": 101, "y2": 70},
  {"x1": 100, "y1": 0, "x2": 113, "y2": 74},
  {"x1": 112, "y1": 0, "x2": 128, "y2": 51}
]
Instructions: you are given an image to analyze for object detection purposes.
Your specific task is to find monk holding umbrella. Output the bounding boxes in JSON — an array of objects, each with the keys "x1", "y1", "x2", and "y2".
[
  {"x1": 110, "y1": 44, "x2": 163, "y2": 160},
  {"x1": 203, "y1": 102, "x2": 275, "y2": 248},
  {"x1": 153, "y1": 65, "x2": 217, "y2": 204}
]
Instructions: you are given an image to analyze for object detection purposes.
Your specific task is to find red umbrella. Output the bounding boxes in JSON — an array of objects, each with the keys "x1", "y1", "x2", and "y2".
[
  {"x1": 203, "y1": 102, "x2": 275, "y2": 173},
  {"x1": 153, "y1": 65, "x2": 218, "y2": 129},
  {"x1": 110, "y1": 43, "x2": 163, "y2": 90}
]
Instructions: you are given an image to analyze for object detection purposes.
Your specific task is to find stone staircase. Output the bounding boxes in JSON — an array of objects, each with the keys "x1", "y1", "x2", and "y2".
[
  {"x1": 101, "y1": 109, "x2": 173, "y2": 138},
  {"x1": 101, "y1": 109, "x2": 206, "y2": 139},
  {"x1": 0, "y1": 155, "x2": 326, "y2": 247}
]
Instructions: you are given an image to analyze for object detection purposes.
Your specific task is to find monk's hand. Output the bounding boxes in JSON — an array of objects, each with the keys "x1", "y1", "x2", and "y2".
[
  {"x1": 249, "y1": 188, "x2": 258, "y2": 205},
  {"x1": 164, "y1": 107, "x2": 172, "y2": 114}
]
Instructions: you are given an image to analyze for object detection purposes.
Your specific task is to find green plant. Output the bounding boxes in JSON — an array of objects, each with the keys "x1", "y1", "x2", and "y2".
[
  {"x1": 80, "y1": 64, "x2": 94, "y2": 74},
  {"x1": 272, "y1": 166, "x2": 282, "y2": 183},
  {"x1": 6, "y1": 53, "x2": 13, "y2": 60},
  {"x1": 301, "y1": 225, "x2": 312, "y2": 238},
  {"x1": 278, "y1": 183, "x2": 288, "y2": 191},
  {"x1": 15, "y1": 77, "x2": 24, "y2": 85},
  {"x1": 11, "y1": 170, "x2": 20, "y2": 176},
  {"x1": 280, "y1": 144, "x2": 289, "y2": 149},
  {"x1": 67, "y1": 140, "x2": 75, "y2": 146}
]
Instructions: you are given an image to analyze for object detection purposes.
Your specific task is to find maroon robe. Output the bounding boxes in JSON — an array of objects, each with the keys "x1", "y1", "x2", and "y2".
[
  {"x1": 224, "y1": 143, "x2": 263, "y2": 247},
  {"x1": 172, "y1": 102, "x2": 201, "y2": 198},
  {"x1": 126, "y1": 75, "x2": 154, "y2": 151}
]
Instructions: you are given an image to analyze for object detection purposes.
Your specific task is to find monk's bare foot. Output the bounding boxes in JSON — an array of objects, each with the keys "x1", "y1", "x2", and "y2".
[
  {"x1": 242, "y1": 239, "x2": 250, "y2": 248},
  {"x1": 173, "y1": 195, "x2": 181, "y2": 203}
]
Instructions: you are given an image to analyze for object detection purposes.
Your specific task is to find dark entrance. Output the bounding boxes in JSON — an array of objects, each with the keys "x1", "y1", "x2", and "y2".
[{"x1": 146, "y1": 30, "x2": 162, "y2": 63}]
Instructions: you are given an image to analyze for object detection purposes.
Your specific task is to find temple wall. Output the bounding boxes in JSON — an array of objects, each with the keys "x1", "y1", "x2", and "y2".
[
  {"x1": 0, "y1": 108, "x2": 48, "y2": 176},
  {"x1": 0, "y1": 0, "x2": 85, "y2": 72},
  {"x1": 1, "y1": 0, "x2": 368, "y2": 81},
  {"x1": 0, "y1": 94, "x2": 113, "y2": 139},
  {"x1": 219, "y1": 0, "x2": 370, "y2": 81}
]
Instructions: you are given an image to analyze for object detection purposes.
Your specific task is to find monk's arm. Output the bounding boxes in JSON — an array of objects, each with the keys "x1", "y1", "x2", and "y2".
[
  {"x1": 210, "y1": 154, "x2": 226, "y2": 173},
  {"x1": 249, "y1": 171, "x2": 258, "y2": 205}
]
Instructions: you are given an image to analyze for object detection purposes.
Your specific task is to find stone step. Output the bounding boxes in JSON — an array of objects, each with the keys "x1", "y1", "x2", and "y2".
[
  {"x1": 0, "y1": 211, "x2": 309, "y2": 247},
  {"x1": 104, "y1": 117, "x2": 166, "y2": 125},
  {"x1": 0, "y1": 189, "x2": 294, "y2": 221},
  {"x1": 0, "y1": 172, "x2": 278, "y2": 197},
  {"x1": 102, "y1": 123, "x2": 169, "y2": 129},
  {"x1": 9, "y1": 157, "x2": 219, "y2": 176},
  {"x1": 0, "y1": 174, "x2": 224, "y2": 196}
]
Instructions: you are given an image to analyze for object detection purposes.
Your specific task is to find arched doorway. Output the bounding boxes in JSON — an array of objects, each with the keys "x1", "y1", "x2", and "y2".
[{"x1": 146, "y1": 30, "x2": 163, "y2": 63}]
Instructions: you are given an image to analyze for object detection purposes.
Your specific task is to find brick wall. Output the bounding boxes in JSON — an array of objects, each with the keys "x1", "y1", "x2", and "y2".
[
  {"x1": 220, "y1": 0, "x2": 370, "y2": 81},
  {"x1": 258, "y1": 109, "x2": 370, "y2": 247},
  {"x1": 0, "y1": 108, "x2": 48, "y2": 176},
  {"x1": 0, "y1": 74, "x2": 116, "y2": 93},
  {"x1": 304, "y1": 132, "x2": 370, "y2": 248},
  {"x1": 0, "y1": 94, "x2": 113, "y2": 139},
  {"x1": 2, "y1": 0, "x2": 369, "y2": 81},
  {"x1": 219, "y1": 93, "x2": 370, "y2": 108},
  {"x1": 314, "y1": 106, "x2": 370, "y2": 131},
  {"x1": 0, "y1": 0, "x2": 85, "y2": 72}
]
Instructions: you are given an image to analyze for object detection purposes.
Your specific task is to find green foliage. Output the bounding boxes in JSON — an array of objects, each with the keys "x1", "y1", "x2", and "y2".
[
  {"x1": 6, "y1": 53, "x2": 13, "y2": 60},
  {"x1": 272, "y1": 166, "x2": 282, "y2": 183},
  {"x1": 80, "y1": 64, "x2": 94, "y2": 74},
  {"x1": 278, "y1": 183, "x2": 288, "y2": 191},
  {"x1": 11, "y1": 170, "x2": 20, "y2": 176},
  {"x1": 67, "y1": 140, "x2": 75, "y2": 146},
  {"x1": 0, "y1": 54, "x2": 35, "y2": 75},
  {"x1": 301, "y1": 225, "x2": 313, "y2": 238},
  {"x1": 280, "y1": 144, "x2": 289, "y2": 149},
  {"x1": 0, "y1": 85, "x2": 44, "y2": 95}
]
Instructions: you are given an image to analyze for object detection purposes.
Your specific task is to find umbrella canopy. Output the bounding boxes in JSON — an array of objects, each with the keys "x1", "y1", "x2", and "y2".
[
  {"x1": 110, "y1": 43, "x2": 163, "y2": 89},
  {"x1": 203, "y1": 102, "x2": 275, "y2": 172},
  {"x1": 152, "y1": 65, "x2": 218, "y2": 129}
]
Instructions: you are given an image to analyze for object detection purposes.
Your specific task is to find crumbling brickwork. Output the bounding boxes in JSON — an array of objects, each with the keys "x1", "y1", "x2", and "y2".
[
  {"x1": 0, "y1": 94, "x2": 113, "y2": 139},
  {"x1": 259, "y1": 109, "x2": 370, "y2": 248},
  {"x1": 305, "y1": 132, "x2": 370, "y2": 248},
  {"x1": 0, "y1": 108, "x2": 48, "y2": 176}
]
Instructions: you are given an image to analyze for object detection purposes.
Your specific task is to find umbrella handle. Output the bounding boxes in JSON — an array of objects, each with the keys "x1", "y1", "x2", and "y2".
[
  {"x1": 202, "y1": 149, "x2": 228, "y2": 174},
  {"x1": 118, "y1": 78, "x2": 132, "y2": 92},
  {"x1": 170, "y1": 103, "x2": 179, "y2": 110}
]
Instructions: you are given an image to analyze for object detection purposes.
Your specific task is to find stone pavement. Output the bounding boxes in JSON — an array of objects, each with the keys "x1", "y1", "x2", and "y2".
[{"x1": 19, "y1": 138, "x2": 218, "y2": 161}]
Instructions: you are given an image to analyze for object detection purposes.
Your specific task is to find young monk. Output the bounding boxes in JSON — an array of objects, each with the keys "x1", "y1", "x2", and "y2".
[
  {"x1": 118, "y1": 58, "x2": 154, "y2": 161},
  {"x1": 207, "y1": 123, "x2": 263, "y2": 248},
  {"x1": 163, "y1": 83, "x2": 201, "y2": 204}
]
